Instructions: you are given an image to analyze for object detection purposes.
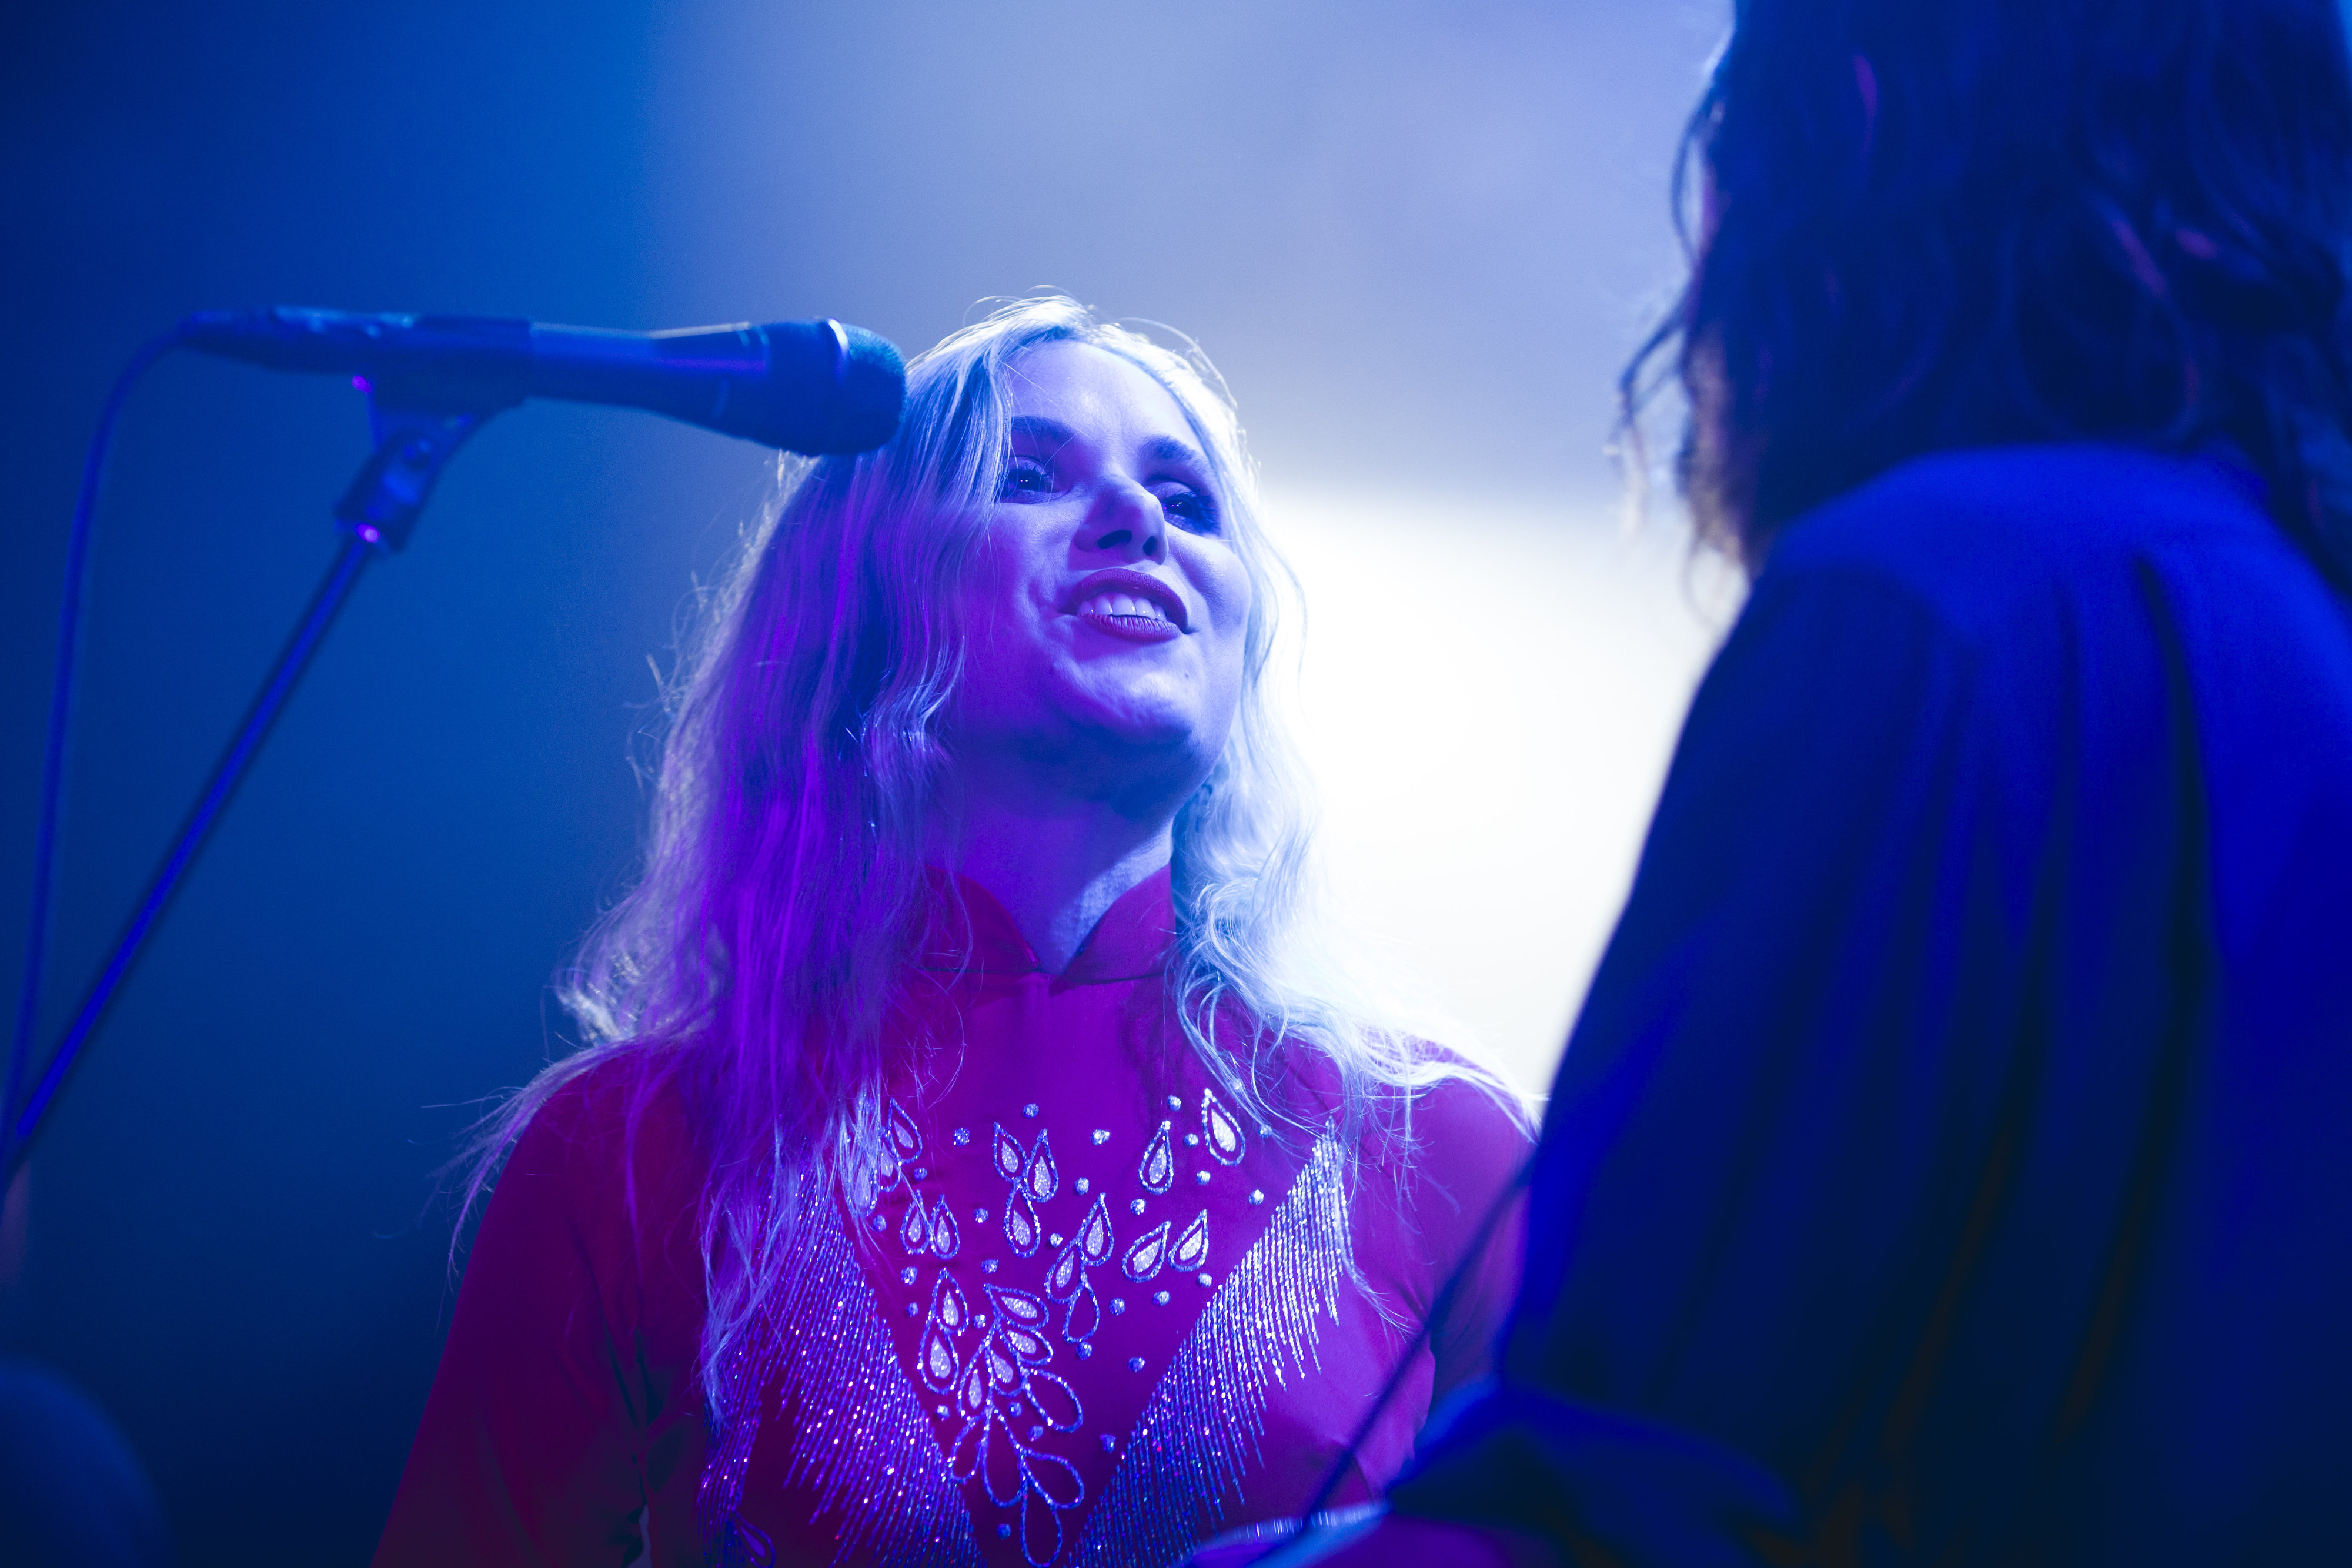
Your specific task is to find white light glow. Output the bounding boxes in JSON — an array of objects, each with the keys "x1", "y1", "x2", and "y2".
[{"x1": 1267, "y1": 490, "x2": 1739, "y2": 1095}]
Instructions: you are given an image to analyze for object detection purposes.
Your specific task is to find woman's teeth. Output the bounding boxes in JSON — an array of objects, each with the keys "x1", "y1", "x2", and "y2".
[{"x1": 1080, "y1": 591, "x2": 1170, "y2": 622}]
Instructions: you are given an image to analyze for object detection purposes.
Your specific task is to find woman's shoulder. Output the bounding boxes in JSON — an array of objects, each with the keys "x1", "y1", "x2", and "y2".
[
  {"x1": 499, "y1": 1048, "x2": 703, "y2": 1203},
  {"x1": 1391, "y1": 1059, "x2": 1534, "y2": 1212},
  {"x1": 1306, "y1": 1048, "x2": 1532, "y2": 1308},
  {"x1": 1277, "y1": 1042, "x2": 1533, "y2": 1196},
  {"x1": 1407, "y1": 1062, "x2": 1534, "y2": 1150}
]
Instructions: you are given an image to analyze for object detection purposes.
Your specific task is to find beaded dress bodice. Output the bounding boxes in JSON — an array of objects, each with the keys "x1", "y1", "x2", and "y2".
[
  {"x1": 370, "y1": 869, "x2": 1526, "y2": 1568},
  {"x1": 697, "y1": 873, "x2": 1359, "y2": 1567}
]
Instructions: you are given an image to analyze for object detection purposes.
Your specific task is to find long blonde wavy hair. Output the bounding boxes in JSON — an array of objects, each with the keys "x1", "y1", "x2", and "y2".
[{"x1": 466, "y1": 295, "x2": 1519, "y2": 1422}]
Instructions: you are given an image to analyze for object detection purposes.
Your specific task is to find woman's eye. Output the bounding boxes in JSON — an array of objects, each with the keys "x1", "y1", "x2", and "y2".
[
  {"x1": 998, "y1": 457, "x2": 1054, "y2": 499},
  {"x1": 1158, "y1": 487, "x2": 1221, "y2": 535}
]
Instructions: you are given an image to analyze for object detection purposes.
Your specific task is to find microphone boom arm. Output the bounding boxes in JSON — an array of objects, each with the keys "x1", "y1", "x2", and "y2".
[
  {"x1": 7, "y1": 302, "x2": 903, "y2": 1178},
  {"x1": 2, "y1": 391, "x2": 492, "y2": 1179}
]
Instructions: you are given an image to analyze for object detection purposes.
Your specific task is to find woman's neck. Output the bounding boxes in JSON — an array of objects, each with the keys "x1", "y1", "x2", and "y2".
[{"x1": 940, "y1": 790, "x2": 1175, "y2": 974}]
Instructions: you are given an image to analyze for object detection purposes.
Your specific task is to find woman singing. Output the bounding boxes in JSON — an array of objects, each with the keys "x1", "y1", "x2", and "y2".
[{"x1": 373, "y1": 296, "x2": 1529, "y2": 1568}]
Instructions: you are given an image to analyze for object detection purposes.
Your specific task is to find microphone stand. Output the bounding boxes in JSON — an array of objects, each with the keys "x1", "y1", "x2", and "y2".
[{"x1": 1, "y1": 390, "x2": 496, "y2": 1183}]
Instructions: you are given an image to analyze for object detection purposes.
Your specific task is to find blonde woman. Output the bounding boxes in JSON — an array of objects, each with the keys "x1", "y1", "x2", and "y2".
[{"x1": 373, "y1": 297, "x2": 1529, "y2": 1568}]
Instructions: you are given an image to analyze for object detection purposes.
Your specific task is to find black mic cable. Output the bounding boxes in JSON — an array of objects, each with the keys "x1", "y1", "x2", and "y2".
[
  {"x1": 1305, "y1": 1144, "x2": 1536, "y2": 1514},
  {"x1": 2, "y1": 330, "x2": 182, "y2": 1161},
  {"x1": 3, "y1": 308, "x2": 906, "y2": 1172}
]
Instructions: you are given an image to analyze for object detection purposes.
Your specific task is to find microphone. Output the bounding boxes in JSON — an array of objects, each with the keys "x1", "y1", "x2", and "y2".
[{"x1": 176, "y1": 306, "x2": 906, "y2": 455}]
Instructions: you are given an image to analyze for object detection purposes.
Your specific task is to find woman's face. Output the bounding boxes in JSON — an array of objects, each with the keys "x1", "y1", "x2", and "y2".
[{"x1": 949, "y1": 340, "x2": 1252, "y2": 800}]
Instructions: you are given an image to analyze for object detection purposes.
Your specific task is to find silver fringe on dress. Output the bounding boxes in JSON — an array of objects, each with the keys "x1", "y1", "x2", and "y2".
[
  {"x1": 697, "y1": 1204, "x2": 985, "y2": 1567},
  {"x1": 1070, "y1": 1131, "x2": 1354, "y2": 1566}
]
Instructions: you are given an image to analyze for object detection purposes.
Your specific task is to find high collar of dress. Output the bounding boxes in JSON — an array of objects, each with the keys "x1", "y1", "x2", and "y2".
[{"x1": 919, "y1": 865, "x2": 1176, "y2": 984}]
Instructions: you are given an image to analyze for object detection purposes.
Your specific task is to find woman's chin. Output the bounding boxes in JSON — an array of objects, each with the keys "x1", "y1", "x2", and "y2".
[
  {"x1": 1074, "y1": 706, "x2": 1218, "y2": 761},
  {"x1": 1051, "y1": 670, "x2": 1222, "y2": 740},
  {"x1": 1035, "y1": 703, "x2": 1226, "y2": 792}
]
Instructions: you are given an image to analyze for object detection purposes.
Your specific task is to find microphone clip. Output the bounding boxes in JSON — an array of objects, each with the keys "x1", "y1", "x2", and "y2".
[{"x1": 333, "y1": 389, "x2": 496, "y2": 553}]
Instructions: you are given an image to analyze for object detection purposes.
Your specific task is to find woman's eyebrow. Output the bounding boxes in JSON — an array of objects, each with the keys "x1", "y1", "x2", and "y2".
[
  {"x1": 1144, "y1": 434, "x2": 1208, "y2": 470},
  {"x1": 1008, "y1": 414, "x2": 1075, "y2": 449}
]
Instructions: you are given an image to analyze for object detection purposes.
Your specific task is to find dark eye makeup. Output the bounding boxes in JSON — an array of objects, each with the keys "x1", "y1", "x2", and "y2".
[
  {"x1": 1156, "y1": 485, "x2": 1221, "y2": 536},
  {"x1": 997, "y1": 453, "x2": 1055, "y2": 500},
  {"x1": 993, "y1": 447, "x2": 1223, "y2": 537}
]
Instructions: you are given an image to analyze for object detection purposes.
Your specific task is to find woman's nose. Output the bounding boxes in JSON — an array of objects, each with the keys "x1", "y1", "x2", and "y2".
[{"x1": 1084, "y1": 482, "x2": 1166, "y2": 563}]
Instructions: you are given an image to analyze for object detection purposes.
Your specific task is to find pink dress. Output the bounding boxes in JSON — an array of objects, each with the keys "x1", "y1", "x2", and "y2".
[{"x1": 374, "y1": 870, "x2": 1528, "y2": 1567}]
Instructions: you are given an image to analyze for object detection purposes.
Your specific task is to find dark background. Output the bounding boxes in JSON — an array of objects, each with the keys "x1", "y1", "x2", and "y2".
[{"x1": 0, "y1": 3, "x2": 1719, "y2": 1561}]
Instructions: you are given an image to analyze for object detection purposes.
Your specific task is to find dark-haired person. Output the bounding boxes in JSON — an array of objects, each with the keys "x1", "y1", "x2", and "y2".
[{"x1": 1282, "y1": 1, "x2": 2352, "y2": 1563}]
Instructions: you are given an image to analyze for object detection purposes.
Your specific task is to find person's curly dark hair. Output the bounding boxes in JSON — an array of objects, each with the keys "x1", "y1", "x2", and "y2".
[{"x1": 1629, "y1": 0, "x2": 2352, "y2": 582}]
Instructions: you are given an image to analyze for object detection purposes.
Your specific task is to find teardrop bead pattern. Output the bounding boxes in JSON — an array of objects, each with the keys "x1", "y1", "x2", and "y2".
[
  {"x1": 918, "y1": 1320, "x2": 960, "y2": 1392},
  {"x1": 1023, "y1": 1131, "x2": 1058, "y2": 1202},
  {"x1": 930, "y1": 1271, "x2": 969, "y2": 1332},
  {"x1": 1004, "y1": 1190, "x2": 1041, "y2": 1257},
  {"x1": 859, "y1": 1095, "x2": 1312, "y2": 1568},
  {"x1": 1000, "y1": 1320, "x2": 1053, "y2": 1365},
  {"x1": 1044, "y1": 1239, "x2": 1085, "y2": 1302},
  {"x1": 887, "y1": 1097, "x2": 924, "y2": 1162},
  {"x1": 1171, "y1": 1209, "x2": 1210, "y2": 1272},
  {"x1": 981, "y1": 1413, "x2": 1023, "y2": 1501},
  {"x1": 1021, "y1": 1485, "x2": 1067, "y2": 1564},
  {"x1": 1023, "y1": 1369, "x2": 1084, "y2": 1435},
  {"x1": 983, "y1": 1336, "x2": 1021, "y2": 1393},
  {"x1": 1137, "y1": 1120, "x2": 1175, "y2": 1194},
  {"x1": 991, "y1": 1122, "x2": 1025, "y2": 1183},
  {"x1": 1201, "y1": 1088, "x2": 1246, "y2": 1165},
  {"x1": 985, "y1": 1284, "x2": 1052, "y2": 1330},
  {"x1": 928, "y1": 1195, "x2": 961, "y2": 1261},
  {"x1": 900, "y1": 1195, "x2": 931, "y2": 1255},
  {"x1": 947, "y1": 1410, "x2": 987, "y2": 1478},
  {"x1": 957, "y1": 1356, "x2": 989, "y2": 1416},
  {"x1": 1077, "y1": 1193, "x2": 1115, "y2": 1266},
  {"x1": 1062, "y1": 1275, "x2": 1100, "y2": 1343},
  {"x1": 1121, "y1": 1219, "x2": 1171, "y2": 1282}
]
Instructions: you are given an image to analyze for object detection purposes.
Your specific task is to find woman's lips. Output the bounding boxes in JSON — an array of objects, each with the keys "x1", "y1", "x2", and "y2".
[{"x1": 1067, "y1": 570, "x2": 1187, "y2": 643}]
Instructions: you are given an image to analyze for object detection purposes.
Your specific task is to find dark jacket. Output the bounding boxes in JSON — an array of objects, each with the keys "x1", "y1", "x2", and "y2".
[{"x1": 1398, "y1": 444, "x2": 2352, "y2": 1565}]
